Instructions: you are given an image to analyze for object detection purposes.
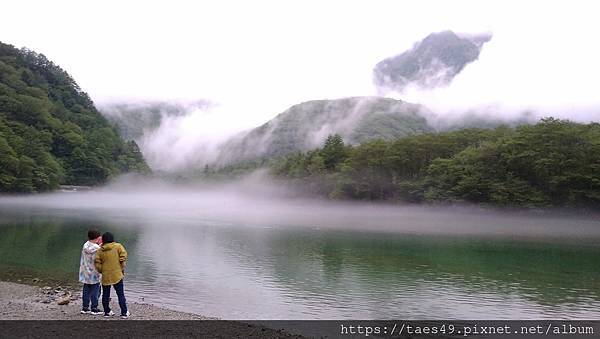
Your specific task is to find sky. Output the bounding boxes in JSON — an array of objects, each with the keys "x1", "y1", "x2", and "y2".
[
  {"x1": 4, "y1": 1, "x2": 598, "y2": 121},
  {"x1": 2, "y1": 0, "x2": 600, "y2": 169}
]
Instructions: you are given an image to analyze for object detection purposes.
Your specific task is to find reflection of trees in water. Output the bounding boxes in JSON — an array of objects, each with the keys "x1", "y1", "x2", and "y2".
[
  {"x1": 2, "y1": 212, "x2": 599, "y2": 315},
  {"x1": 0, "y1": 212, "x2": 140, "y2": 281},
  {"x1": 221, "y1": 228, "x2": 600, "y2": 306}
]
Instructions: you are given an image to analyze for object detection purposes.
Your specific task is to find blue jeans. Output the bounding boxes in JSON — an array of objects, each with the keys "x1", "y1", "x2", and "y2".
[
  {"x1": 82, "y1": 283, "x2": 100, "y2": 311},
  {"x1": 102, "y1": 279, "x2": 128, "y2": 316}
]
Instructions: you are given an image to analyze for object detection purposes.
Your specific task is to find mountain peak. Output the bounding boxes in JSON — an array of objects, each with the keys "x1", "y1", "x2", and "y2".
[{"x1": 373, "y1": 30, "x2": 492, "y2": 92}]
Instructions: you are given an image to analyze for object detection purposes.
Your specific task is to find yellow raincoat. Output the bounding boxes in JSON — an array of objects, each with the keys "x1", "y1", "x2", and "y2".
[{"x1": 94, "y1": 242, "x2": 127, "y2": 285}]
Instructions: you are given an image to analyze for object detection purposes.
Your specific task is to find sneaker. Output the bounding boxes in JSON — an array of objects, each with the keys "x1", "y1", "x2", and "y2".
[
  {"x1": 80, "y1": 309, "x2": 91, "y2": 314},
  {"x1": 103, "y1": 311, "x2": 115, "y2": 317},
  {"x1": 121, "y1": 311, "x2": 131, "y2": 319},
  {"x1": 90, "y1": 309, "x2": 102, "y2": 315}
]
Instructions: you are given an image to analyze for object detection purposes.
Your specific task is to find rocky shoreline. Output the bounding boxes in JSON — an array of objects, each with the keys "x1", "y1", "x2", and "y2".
[
  {"x1": 0, "y1": 280, "x2": 210, "y2": 320},
  {"x1": 0, "y1": 280, "x2": 303, "y2": 337}
]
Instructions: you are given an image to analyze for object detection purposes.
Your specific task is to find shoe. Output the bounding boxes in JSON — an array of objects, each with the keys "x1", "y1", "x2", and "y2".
[
  {"x1": 80, "y1": 309, "x2": 91, "y2": 314},
  {"x1": 103, "y1": 311, "x2": 115, "y2": 317},
  {"x1": 121, "y1": 311, "x2": 131, "y2": 319},
  {"x1": 91, "y1": 309, "x2": 102, "y2": 315}
]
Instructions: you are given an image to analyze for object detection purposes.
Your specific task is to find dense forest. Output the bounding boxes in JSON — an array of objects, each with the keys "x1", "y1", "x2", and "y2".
[
  {"x1": 0, "y1": 42, "x2": 149, "y2": 192},
  {"x1": 268, "y1": 118, "x2": 600, "y2": 208}
]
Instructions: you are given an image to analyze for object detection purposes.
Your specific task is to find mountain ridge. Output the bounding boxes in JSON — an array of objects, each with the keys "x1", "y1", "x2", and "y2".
[{"x1": 215, "y1": 96, "x2": 434, "y2": 165}]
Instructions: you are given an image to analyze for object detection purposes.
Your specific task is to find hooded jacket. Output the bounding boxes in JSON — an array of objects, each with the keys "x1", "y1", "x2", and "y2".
[
  {"x1": 94, "y1": 242, "x2": 127, "y2": 285},
  {"x1": 79, "y1": 240, "x2": 101, "y2": 284}
]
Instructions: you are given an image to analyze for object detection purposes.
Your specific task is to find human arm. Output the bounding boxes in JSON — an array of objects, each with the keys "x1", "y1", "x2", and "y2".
[
  {"x1": 94, "y1": 251, "x2": 103, "y2": 273},
  {"x1": 118, "y1": 244, "x2": 128, "y2": 273}
]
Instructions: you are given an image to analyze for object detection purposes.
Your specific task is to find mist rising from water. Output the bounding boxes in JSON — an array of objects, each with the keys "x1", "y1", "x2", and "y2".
[{"x1": 1, "y1": 175, "x2": 598, "y2": 242}]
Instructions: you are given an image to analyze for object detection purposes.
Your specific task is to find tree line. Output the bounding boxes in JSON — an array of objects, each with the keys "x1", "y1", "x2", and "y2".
[{"x1": 269, "y1": 118, "x2": 600, "y2": 208}]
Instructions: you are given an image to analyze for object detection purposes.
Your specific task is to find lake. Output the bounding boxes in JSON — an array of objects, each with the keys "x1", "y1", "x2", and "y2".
[{"x1": 1, "y1": 188, "x2": 599, "y2": 319}]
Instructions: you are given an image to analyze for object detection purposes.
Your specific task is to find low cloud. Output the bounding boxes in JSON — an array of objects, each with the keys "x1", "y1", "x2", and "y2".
[
  {"x1": 43, "y1": 0, "x2": 600, "y2": 171},
  {"x1": 1, "y1": 175, "x2": 599, "y2": 240}
]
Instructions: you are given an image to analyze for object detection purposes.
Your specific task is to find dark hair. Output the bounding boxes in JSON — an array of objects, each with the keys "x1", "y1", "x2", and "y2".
[
  {"x1": 102, "y1": 232, "x2": 115, "y2": 244},
  {"x1": 87, "y1": 230, "x2": 101, "y2": 240}
]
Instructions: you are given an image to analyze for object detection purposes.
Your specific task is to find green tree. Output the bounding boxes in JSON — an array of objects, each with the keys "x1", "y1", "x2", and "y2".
[{"x1": 320, "y1": 134, "x2": 346, "y2": 171}]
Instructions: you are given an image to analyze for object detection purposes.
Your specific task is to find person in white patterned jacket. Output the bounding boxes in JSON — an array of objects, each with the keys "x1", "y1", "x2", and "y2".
[{"x1": 79, "y1": 229, "x2": 103, "y2": 315}]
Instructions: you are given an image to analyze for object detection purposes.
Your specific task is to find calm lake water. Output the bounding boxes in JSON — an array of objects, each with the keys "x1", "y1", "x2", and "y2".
[{"x1": 1, "y1": 189, "x2": 599, "y2": 319}]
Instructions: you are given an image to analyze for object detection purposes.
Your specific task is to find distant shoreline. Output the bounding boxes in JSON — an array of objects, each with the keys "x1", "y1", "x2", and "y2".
[
  {"x1": 2, "y1": 183, "x2": 600, "y2": 217},
  {"x1": 57, "y1": 185, "x2": 94, "y2": 193}
]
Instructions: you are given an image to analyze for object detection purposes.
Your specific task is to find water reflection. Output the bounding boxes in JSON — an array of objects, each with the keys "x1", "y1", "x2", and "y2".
[{"x1": 0, "y1": 202, "x2": 599, "y2": 319}]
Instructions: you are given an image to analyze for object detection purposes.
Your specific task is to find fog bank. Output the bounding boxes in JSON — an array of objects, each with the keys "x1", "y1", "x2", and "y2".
[{"x1": 1, "y1": 177, "x2": 598, "y2": 242}]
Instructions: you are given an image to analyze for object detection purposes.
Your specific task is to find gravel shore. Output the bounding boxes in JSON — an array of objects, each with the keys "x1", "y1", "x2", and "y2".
[
  {"x1": 0, "y1": 281, "x2": 304, "y2": 338},
  {"x1": 0, "y1": 280, "x2": 209, "y2": 320}
]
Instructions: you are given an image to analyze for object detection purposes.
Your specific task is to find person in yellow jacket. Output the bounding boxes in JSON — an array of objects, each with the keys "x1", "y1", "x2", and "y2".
[{"x1": 94, "y1": 232, "x2": 130, "y2": 318}]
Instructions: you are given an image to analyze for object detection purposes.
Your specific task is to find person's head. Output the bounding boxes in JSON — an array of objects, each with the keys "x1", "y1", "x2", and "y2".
[
  {"x1": 87, "y1": 230, "x2": 101, "y2": 241},
  {"x1": 102, "y1": 232, "x2": 115, "y2": 244}
]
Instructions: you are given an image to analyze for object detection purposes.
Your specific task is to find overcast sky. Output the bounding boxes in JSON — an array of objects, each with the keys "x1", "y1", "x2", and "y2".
[{"x1": 2, "y1": 0, "x2": 599, "y2": 129}]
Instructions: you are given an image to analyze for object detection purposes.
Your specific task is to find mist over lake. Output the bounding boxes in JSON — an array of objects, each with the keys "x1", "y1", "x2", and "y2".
[
  {"x1": 1, "y1": 180, "x2": 599, "y2": 319},
  {"x1": 1, "y1": 1, "x2": 600, "y2": 329}
]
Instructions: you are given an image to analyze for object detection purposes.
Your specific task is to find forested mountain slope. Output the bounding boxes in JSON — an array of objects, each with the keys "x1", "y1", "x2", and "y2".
[
  {"x1": 217, "y1": 96, "x2": 434, "y2": 164},
  {"x1": 0, "y1": 42, "x2": 149, "y2": 192}
]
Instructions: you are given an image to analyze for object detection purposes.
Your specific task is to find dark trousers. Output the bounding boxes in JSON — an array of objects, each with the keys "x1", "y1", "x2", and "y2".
[
  {"x1": 82, "y1": 283, "x2": 100, "y2": 310},
  {"x1": 102, "y1": 279, "x2": 128, "y2": 315}
]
